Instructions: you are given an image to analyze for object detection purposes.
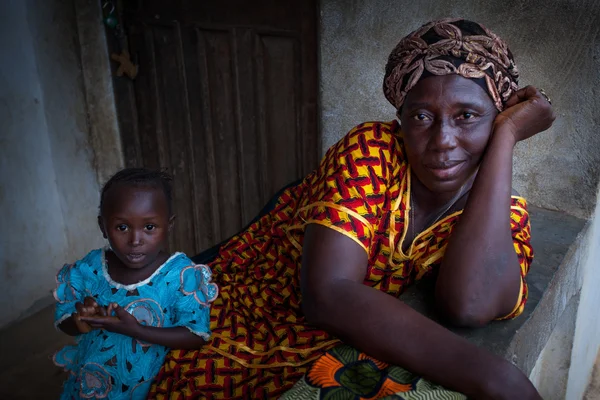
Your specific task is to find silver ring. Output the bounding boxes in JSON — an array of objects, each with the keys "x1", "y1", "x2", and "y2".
[{"x1": 539, "y1": 89, "x2": 552, "y2": 104}]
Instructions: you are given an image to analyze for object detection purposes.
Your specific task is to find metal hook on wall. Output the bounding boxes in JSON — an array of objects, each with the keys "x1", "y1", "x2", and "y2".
[{"x1": 102, "y1": 1, "x2": 118, "y2": 29}]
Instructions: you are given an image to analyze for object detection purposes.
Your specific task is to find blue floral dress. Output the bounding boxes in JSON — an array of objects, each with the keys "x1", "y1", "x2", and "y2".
[{"x1": 53, "y1": 249, "x2": 218, "y2": 400}]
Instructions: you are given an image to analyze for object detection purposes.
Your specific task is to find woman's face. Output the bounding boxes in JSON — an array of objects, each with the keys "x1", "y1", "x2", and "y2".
[{"x1": 399, "y1": 74, "x2": 498, "y2": 194}]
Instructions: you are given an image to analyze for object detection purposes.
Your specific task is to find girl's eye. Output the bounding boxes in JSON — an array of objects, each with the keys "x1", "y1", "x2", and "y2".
[
  {"x1": 145, "y1": 224, "x2": 156, "y2": 231},
  {"x1": 116, "y1": 224, "x2": 128, "y2": 232},
  {"x1": 413, "y1": 113, "x2": 430, "y2": 121}
]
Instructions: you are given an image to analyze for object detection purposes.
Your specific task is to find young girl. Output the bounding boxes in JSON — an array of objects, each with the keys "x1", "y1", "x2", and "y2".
[{"x1": 53, "y1": 168, "x2": 218, "y2": 399}]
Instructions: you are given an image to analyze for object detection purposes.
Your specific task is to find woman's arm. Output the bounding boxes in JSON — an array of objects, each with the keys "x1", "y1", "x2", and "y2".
[
  {"x1": 80, "y1": 304, "x2": 207, "y2": 349},
  {"x1": 435, "y1": 86, "x2": 555, "y2": 326},
  {"x1": 301, "y1": 224, "x2": 541, "y2": 400}
]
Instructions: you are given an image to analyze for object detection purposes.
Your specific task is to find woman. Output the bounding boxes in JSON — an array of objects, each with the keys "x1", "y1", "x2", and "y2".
[{"x1": 149, "y1": 19, "x2": 554, "y2": 399}]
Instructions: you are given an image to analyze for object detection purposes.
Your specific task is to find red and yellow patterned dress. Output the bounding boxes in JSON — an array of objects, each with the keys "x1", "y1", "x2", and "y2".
[{"x1": 149, "y1": 121, "x2": 533, "y2": 399}]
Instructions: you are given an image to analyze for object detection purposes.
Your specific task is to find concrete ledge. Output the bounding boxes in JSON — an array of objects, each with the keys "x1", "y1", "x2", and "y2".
[{"x1": 401, "y1": 206, "x2": 588, "y2": 375}]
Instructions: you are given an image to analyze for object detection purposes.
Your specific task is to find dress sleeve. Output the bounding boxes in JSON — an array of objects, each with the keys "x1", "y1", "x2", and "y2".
[
  {"x1": 497, "y1": 197, "x2": 534, "y2": 320},
  {"x1": 173, "y1": 263, "x2": 218, "y2": 340},
  {"x1": 53, "y1": 262, "x2": 87, "y2": 328},
  {"x1": 294, "y1": 122, "x2": 398, "y2": 254}
]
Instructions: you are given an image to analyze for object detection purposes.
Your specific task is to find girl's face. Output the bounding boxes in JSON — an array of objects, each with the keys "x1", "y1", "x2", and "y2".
[
  {"x1": 399, "y1": 74, "x2": 498, "y2": 194},
  {"x1": 98, "y1": 185, "x2": 173, "y2": 270}
]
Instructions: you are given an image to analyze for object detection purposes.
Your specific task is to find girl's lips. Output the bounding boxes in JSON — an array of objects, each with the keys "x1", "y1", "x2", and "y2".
[{"x1": 126, "y1": 253, "x2": 146, "y2": 263}]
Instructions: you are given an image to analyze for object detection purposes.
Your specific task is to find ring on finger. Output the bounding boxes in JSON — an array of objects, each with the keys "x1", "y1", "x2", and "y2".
[{"x1": 539, "y1": 89, "x2": 552, "y2": 104}]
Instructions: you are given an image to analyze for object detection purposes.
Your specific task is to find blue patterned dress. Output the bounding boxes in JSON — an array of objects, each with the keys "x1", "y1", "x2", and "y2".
[{"x1": 53, "y1": 249, "x2": 218, "y2": 400}]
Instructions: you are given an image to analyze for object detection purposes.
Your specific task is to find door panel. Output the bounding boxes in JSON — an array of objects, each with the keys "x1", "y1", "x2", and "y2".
[{"x1": 112, "y1": 1, "x2": 319, "y2": 254}]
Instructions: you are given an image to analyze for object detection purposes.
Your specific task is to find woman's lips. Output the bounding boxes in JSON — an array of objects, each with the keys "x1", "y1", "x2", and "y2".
[{"x1": 425, "y1": 161, "x2": 465, "y2": 180}]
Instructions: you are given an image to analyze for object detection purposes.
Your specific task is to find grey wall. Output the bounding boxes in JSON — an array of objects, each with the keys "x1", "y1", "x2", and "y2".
[
  {"x1": 0, "y1": 0, "x2": 104, "y2": 328},
  {"x1": 319, "y1": 0, "x2": 600, "y2": 218}
]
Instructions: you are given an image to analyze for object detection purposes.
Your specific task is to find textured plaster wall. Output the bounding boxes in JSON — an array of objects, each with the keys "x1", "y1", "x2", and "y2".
[
  {"x1": 565, "y1": 184, "x2": 600, "y2": 399},
  {"x1": 0, "y1": 0, "x2": 104, "y2": 328},
  {"x1": 319, "y1": 0, "x2": 600, "y2": 218}
]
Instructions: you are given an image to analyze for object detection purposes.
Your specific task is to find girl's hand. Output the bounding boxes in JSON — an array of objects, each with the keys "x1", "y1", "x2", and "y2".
[
  {"x1": 73, "y1": 296, "x2": 107, "y2": 333},
  {"x1": 493, "y1": 85, "x2": 555, "y2": 144},
  {"x1": 81, "y1": 303, "x2": 140, "y2": 337}
]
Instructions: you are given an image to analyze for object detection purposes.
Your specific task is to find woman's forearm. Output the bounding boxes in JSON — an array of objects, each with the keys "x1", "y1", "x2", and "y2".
[
  {"x1": 436, "y1": 130, "x2": 521, "y2": 325},
  {"x1": 304, "y1": 279, "x2": 516, "y2": 399}
]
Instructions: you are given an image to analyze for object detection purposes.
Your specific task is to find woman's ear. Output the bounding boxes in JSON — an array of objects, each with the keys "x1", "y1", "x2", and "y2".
[
  {"x1": 97, "y1": 216, "x2": 108, "y2": 239},
  {"x1": 169, "y1": 215, "x2": 176, "y2": 232}
]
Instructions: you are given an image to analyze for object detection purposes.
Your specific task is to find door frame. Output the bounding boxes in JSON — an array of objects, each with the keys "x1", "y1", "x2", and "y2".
[{"x1": 74, "y1": 0, "x2": 125, "y2": 186}]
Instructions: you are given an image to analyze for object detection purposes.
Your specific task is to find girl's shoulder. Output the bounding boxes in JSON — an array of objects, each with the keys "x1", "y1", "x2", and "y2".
[
  {"x1": 157, "y1": 253, "x2": 216, "y2": 292},
  {"x1": 62, "y1": 248, "x2": 104, "y2": 275},
  {"x1": 152, "y1": 252, "x2": 195, "y2": 280},
  {"x1": 55, "y1": 249, "x2": 106, "y2": 295}
]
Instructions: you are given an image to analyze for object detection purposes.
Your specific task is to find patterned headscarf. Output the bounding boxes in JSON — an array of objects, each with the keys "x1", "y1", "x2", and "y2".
[{"x1": 383, "y1": 18, "x2": 519, "y2": 112}]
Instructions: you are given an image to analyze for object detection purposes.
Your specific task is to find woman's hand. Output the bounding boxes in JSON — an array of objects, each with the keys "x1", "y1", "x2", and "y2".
[
  {"x1": 80, "y1": 303, "x2": 140, "y2": 337},
  {"x1": 476, "y1": 359, "x2": 542, "y2": 400},
  {"x1": 73, "y1": 296, "x2": 107, "y2": 333},
  {"x1": 493, "y1": 85, "x2": 555, "y2": 144}
]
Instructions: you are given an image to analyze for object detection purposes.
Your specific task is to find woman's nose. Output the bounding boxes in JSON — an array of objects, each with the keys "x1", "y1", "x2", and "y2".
[{"x1": 431, "y1": 120, "x2": 458, "y2": 150}]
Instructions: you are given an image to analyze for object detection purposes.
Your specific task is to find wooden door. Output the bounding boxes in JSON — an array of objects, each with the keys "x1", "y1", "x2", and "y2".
[{"x1": 111, "y1": 0, "x2": 319, "y2": 255}]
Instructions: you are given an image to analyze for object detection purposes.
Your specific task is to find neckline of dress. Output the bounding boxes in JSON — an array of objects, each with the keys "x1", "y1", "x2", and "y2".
[
  {"x1": 394, "y1": 166, "x2": 524, "y2": 260},
  {"x1": 101, "y1": 248, "x2": 183, "y2": 291},
  {"x1": 395, "y1": 166, "x2": 465, "y2": 260}
]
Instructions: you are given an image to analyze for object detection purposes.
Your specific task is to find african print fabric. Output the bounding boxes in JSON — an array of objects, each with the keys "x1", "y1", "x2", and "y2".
[
  {"x1": 148, "y1": 121, "x2": 533, "y2": 399},
  {"x1": 280, "y1": 345, "x2": 466, "y2": 400},
  {"x1": 383, "y1": 19, "x2": 519, "y2": 112}
]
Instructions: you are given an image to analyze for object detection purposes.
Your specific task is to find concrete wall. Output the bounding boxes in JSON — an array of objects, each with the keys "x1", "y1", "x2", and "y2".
[
  {"x1": 565, "y1": 184, "x2": 600, "y2": 399},
  {"x1": 529, "y1": 183, "x2": 600, "y2": 399},
  {"x1": 0, "y1": 0, "x2": 104, "y2": 329},
  {"x1": 319, "y1": 0, "x2": 600, "y2": 218}
]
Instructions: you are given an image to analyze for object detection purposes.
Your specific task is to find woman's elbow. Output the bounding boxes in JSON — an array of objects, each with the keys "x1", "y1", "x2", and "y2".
[
  {"x1": 301, "y1": 290, "x2": 337, "y2": 329},
  {"x1": 302, "y1": 298, "x2": 325, "y2": 327}
]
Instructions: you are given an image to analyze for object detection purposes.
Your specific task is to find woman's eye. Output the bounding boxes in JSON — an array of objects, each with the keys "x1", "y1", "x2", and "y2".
[
  {"x1": 460, "y1": 112, "x2": 474, "y2": 119},
  {"x1": 145, "y1": 224, "x2": 156, "y2": 231},
  {"x1": 116, "y1": 224, "x2": 128, "y2": 232},
  {"x1": 412, "y1": 113, "x2": 430, "y2": 121}
]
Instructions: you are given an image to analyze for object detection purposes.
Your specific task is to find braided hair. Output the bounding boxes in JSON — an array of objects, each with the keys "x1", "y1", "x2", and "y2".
[{"x1": 99, "y1": 168, "x2": 174, "y2": 216}]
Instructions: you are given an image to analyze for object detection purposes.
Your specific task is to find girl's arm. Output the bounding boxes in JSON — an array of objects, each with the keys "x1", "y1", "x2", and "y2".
[
  {"x1": 80, "y1": 304, "x2": 207, "y2": 349},
  {"x1": 57, "y1": 316, "x2": 81, "y2": 336},
  {"x1": 435, "y1": 87, "x2": 555, "y2": 326},
  {"x1": 301, "y1": 224, "x2": 541, "y2": 400}
]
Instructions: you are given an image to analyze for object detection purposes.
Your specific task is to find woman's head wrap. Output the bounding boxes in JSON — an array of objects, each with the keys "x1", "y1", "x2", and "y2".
[{"x1": 383, "y1": 18, "x2": 519, "y2": 112}]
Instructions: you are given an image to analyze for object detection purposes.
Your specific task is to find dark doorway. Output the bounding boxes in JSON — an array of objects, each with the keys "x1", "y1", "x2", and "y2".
[{"x1": 111, "y1": 0, "x2": 320, "y2": 254}]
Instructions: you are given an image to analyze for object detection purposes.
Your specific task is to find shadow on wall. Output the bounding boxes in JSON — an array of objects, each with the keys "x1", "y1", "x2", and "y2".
[{"x1": 0, "y1": 0, "x2": 104, "y2": 329}]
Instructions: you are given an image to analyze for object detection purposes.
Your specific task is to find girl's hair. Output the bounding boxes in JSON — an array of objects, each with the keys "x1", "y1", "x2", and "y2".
[{"x1": 99, "y1": 168, "x2": 174, "y2": 216}]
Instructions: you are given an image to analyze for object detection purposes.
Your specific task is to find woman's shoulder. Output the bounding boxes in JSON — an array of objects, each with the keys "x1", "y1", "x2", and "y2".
[
  {"x1": 342, "y1": 120, "x2": 401, "y2": 144},
  {"x1": 328, "y1": 120, "x2": 405, "y2": 163}
]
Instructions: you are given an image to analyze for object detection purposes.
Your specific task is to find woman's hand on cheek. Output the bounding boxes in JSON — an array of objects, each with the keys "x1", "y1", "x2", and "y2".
[{"x1": 493, "y1": 85, "x2": 556, "y2": 144}]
